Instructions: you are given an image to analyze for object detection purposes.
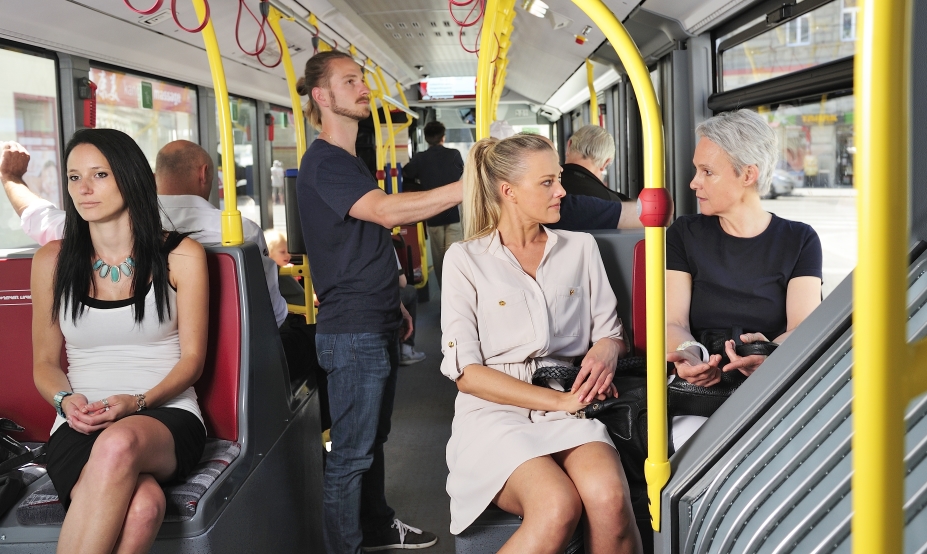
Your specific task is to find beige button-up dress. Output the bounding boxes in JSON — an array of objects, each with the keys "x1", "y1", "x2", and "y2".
[{"x1": 440, "y1": 228, "x2": 624, "y2": 534}]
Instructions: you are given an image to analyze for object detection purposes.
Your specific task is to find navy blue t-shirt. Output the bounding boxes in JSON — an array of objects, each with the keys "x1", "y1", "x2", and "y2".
[
  {"x1": 549, "y1": 194, "x2": 622, "y2": 231},
  {"x1": 296, "y1": 139, "x2": 401, "y2": 334},
  {"x1": 666, "y1": 213, "x2": 822, "y2": 340}
]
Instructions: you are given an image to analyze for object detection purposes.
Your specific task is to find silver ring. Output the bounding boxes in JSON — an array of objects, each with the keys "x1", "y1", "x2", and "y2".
[{"x1": 102, "y1": 398, "x2": 109, "y2": 408}]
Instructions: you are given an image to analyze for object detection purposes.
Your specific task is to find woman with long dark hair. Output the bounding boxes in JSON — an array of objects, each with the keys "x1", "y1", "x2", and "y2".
[{"x1": 32, "y1": 128, "x2": 208, "y2": 553}]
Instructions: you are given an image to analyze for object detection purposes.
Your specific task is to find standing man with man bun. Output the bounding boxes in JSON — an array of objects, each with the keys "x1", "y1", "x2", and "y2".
[{"x1": 294, "y1": 51, "x2": 460, "y2": 553}]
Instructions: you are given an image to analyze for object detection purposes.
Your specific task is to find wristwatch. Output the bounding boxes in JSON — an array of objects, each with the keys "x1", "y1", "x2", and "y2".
[{"x1": 53, "y1": 391, "x2": 73, "y2": 418}]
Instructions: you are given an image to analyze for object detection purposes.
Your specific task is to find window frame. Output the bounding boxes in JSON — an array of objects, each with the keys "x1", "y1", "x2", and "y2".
[{"x1": 709, "y1": 0, "x2": 854, "y2": 113}]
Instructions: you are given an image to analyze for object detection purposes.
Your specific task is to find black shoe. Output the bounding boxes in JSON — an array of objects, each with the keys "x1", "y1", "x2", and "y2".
[{"x1": 362, "y1": 519, "x2": 438, "y2": 551}]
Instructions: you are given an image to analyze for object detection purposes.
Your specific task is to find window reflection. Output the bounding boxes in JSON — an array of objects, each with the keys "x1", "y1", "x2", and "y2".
[
  {"x1": 720, "y1": 1, "x2": 855, "y2": 91},
  {"x1": 89, "y1": 66, "x2": 198, "y2": 169},
  {"x1": 0, "y1": 48, "x2": 61, "y2": 249},
  {"x1": 269, "y1": 106, "x2": 298, "y2": 232},
  {"x1": 217, "y1": 97, "x2": 260, "y2": 227}
]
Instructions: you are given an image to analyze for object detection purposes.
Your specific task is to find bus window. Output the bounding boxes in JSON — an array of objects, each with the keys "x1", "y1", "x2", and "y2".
[
  {"x1": 754, "y1": 96, "x2": 856, "y2": 298},
  {"x1": 269, "y1": 106, "x2": 298, "y2": 233},
  {"x1": 89, "y1": 66, "x2": 198, "y2": 169},
  {"x1": 719, "y1": 0, "x2": 857, "y2": 92},
  {"x1": 217, "y1": 97, "x2": 261, "y2": 227},
  {"x1": 0, "y1": 46, "x2": 61, "y2": 250}
]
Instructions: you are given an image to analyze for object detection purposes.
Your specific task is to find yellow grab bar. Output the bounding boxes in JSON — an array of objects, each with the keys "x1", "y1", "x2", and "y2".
[
  {"x1": 475, "y1": 0, "x2": 501, "y2": 140},
  {"x1": 853, "y1": 0, "x2": 914, "y2": 551},
  {"x1": 586, "y1": 58, "x2": 599, "y2": 126},
  {"x1": 374, "y1": 67, "x2": 399, "y2": 194},
  {"x1": 363, "y1": 70, "x2": 386, "y2": 191},
  {"x1": 192, "y1": 0, "x2": 242, "y2": 245},
  {"x1": 267, "y1": 7, "x2": 315, "y2": 324},
  {"x1": 571, "y1": 0, "x2": 669, "y2": 531}
]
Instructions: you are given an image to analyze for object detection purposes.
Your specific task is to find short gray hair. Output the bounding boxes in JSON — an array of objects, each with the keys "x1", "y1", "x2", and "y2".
[
  {"x1": 695, "y1": 109, "x2": 778, "y2": 196},
  {"x1": 568, "y1": 125, "x2": 615, "y2": 168}
]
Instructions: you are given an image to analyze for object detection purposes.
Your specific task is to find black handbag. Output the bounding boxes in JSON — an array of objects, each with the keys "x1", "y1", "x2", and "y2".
[{"x1": 0, "y1": 418, "x2": 45, "y2": 519}]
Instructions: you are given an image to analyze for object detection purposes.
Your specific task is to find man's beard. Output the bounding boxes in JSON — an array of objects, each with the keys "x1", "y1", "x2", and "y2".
[{"x1": 329, "y1": 90, "x2": 371, "y2": 121}]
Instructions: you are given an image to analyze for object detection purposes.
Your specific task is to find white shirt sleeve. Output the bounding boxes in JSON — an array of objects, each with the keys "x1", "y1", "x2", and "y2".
[
  {"x1": 440, "y1": 245, "x2": 485, "y2": 381},
  {"x1": 20, "y1": 200, "x2": 65, "y2": 245}
]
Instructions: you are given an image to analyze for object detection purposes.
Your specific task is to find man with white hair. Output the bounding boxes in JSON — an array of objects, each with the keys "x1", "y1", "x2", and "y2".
[{"x1": 562, "y1": 124, "x2": 629, "y2": 203}]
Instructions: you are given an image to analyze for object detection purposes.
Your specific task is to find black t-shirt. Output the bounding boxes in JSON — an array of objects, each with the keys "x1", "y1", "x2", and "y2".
[
  {"x1": 402, "y1": 145, "x2": 464, "y2": 226},
  {"x1": 549, "y1": 194, "x2": 622, "y2": 231},
  {"x1": 560, "y1": 163, "x2": 629, "y2": 202},
  {"x1": 296, "y1": 139, "x2": 401, "y2": 334},
  {"x1": 666, "y1": 213, "x2": 822, "y2": 340}
]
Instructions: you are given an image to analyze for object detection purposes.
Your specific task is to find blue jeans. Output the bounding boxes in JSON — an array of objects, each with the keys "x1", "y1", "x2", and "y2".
[{"x1": 316, "y1": 331, "x2": 399, "y2": 554}]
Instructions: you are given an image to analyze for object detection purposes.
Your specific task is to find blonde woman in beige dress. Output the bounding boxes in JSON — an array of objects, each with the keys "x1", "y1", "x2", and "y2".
[{"x1": 440, "y1": 134, "x2": 642, "y2": 553}]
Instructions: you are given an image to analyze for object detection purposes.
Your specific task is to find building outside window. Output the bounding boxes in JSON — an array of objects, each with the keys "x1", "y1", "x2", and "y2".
[
  {"x1": 89, "y1": 66, "x2": 198, "y2": 169},
  {"x1": 0, "y1": 47, "x2": 61, "y2": 249}
]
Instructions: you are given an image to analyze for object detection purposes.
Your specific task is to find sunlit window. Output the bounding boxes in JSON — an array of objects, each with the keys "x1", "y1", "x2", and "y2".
[
  {"x1": 0, "y1": 47, "x2": 61, "y2": 250},
  {"x1": 719, "y1": 1, "x2": 855, "y2": 91},
  {"x1": 89, "y1": 66, "x2": 198, "y2": 169}
]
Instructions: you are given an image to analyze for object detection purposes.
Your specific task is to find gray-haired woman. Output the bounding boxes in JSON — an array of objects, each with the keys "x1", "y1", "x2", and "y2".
[{"x1": 665, "y1": 109, "x2": 823, "y2": 445}]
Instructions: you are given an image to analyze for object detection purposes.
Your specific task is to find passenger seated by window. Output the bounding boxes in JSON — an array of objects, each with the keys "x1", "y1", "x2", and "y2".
[
  {"x1": 440, "y1": 134, "x2": 642, "y2": 554},
  {"x1": 264, "y1": 229, "x2": 305, "y2": 306},
  {"x1": 31, "y1": 129, "x2": 208, "y2": 553},
  {"x1": 665, "y1": 109, "x2": 823, "y2": 447}
]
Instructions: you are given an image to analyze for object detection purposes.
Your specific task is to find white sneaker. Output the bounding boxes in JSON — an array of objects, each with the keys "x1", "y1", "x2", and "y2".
[{"x1": 400, "y1": 344, "x2": 426, "y2": 366}]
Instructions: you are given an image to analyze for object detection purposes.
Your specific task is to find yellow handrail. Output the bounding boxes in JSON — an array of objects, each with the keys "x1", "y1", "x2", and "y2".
[
  {"x1": 363, "y1": 70, "x2": 386, "y2": 191},
  {"x1": 374, "y1": 66, "x2": 398, "y2": 194},
  {"x1": 571, "y1": 0, "x2": 669, "y2": 531},
  {"x1": 852, "y1": 0, "x2": 914, "y2": 551},
  {"x1": 475, "y1": 0, "x2": 501, "y2": 140},
  {"x1": 267, "y1": 7, "x2": 315, "y2": 324},
  {"x1": 586, "y1": 58, "x2": 599, "y2": 126},
  {"x1": 192, "y1": 0, "x2": 242, "y2": 245}
]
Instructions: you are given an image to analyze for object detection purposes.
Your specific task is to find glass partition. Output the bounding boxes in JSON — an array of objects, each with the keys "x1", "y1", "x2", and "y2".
[
  {"x1": 0, "y1": 47, "x2": 61, "y2": 250},
  {"x1": 269, "y1": 105, "x2": 299, "y2": 232},
  {"x1": 719, "y1": 0, "x2": 856, "y2": 91},
  {"x1": 89, "y1": 66, "x2": 198, "y2": 169}
]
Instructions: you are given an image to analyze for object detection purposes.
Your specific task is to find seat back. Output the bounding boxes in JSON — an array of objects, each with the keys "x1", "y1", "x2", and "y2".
[
  {"x1": 631, "y1": 239, "x2": 647, "y2": 356},
  {"x1": 0, "y1": 253, "x2": 241, "y2": 443},
  {"x1": 0, "y1": 257, "x2": 55, "y2": 442},
  {"x1": 589, "y1": 231, "x2": 646, "y2": 356}
]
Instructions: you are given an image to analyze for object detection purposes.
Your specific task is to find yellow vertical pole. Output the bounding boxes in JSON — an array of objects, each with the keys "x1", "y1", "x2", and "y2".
[
  {"x1": 266, "y1": 7, "x2": 315, "y2": 324},
  {"x1": 852, "y1": 0, "x2": 911, "y2": 551},
  {"x1": 571, "y1": 0, "x2": 669, "y2": 531},
  {"x1": 192, "y1": 0, "x2": 242, "y2": 245},
  {"x1": 475, "y1": 0, "x2": 501, "y2": 140},
  {"x1": 364, "y1": 70, "x2": 386, "y2": 191},
  {"x1": 586, "y1": 58, "x2": 599, "y2": 126},
  {"x1": 374, "y1": 67, "x2": 398, "y2": 194},
  {"x1": 394, "y1": 82, "x2": 414, "y2": 135},
  {"x1": 267, "y1": 8, "x2": 307, "y2": 159}
]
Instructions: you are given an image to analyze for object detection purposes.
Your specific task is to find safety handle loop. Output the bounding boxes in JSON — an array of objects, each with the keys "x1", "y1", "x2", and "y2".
[
  {"x1": 171, "y1": 0, "x2": 210, "y2": 33},
  {"x1": 123, "y1": 0, "x2": 163, "y2": 15}
]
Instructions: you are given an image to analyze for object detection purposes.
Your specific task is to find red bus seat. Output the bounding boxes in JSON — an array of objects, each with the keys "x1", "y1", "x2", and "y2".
[
  {"x1": 0, "y1": 253, "x2": 241, "y2": 443},
  {"x1": 631, "y1": 239, "x2": 647, "y2": 356}
]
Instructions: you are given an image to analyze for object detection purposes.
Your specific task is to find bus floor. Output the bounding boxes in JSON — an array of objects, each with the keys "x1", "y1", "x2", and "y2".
[{"x1": 384, "y1": 278, "x2": 457, "y2": 553}]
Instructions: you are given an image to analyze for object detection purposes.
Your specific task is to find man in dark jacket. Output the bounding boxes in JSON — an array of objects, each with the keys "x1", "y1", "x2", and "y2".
[
  {"x1": 562, "y1": 124, "x2": 629, "y2": 202},
  {"x1": 402, "y1": 121, "x2": 464, "y2": 287}
]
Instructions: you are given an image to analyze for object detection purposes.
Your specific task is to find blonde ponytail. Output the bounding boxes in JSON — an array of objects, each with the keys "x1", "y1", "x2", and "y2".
[{"x1": 461, "y1": 134, "x2": 555, "y2": 240}]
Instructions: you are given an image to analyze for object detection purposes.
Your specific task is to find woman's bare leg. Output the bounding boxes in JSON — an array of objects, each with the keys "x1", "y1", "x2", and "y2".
[
  {"x1": 112, "y1": 474, "x2": 167, "y2": 554},
  {"x1": 552, "y1": 442, "x2": 642, "y2": 554},
  {"x1": 493, "y1": 455, "x2": 583, "y2": 554},
  {"x1": 57, "y1": 416, "x2": 177, "y2": 554}
]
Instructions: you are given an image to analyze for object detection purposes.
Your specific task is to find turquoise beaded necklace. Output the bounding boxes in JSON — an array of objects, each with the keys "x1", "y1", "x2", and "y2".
[{"x1": 92, "y1": 256, "x2": 135, "y2": 283}]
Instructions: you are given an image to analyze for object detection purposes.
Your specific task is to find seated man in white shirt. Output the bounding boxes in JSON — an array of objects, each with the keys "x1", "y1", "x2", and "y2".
[{"x1": 0, "y1": 139, "x2": 288, "y2": 329}]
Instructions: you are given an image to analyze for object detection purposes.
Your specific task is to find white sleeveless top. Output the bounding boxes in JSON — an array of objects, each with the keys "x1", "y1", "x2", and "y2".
[{"x1": 51, "y1": 282, "x2": 204, "y2": 435}]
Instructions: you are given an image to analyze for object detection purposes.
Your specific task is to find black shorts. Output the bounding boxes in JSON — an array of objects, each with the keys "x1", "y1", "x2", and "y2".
[{"x1": 46, "y1": 407, "x2": 206, "y2": 510}]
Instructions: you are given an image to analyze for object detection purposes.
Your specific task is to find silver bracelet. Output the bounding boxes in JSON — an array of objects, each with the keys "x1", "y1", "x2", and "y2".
[
  {"x1": 676, "y1": 340, "x2": 709, "y2": 363},
  {"x1": 134, "y1": 394, "x2": 147, "y2": 412}
]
